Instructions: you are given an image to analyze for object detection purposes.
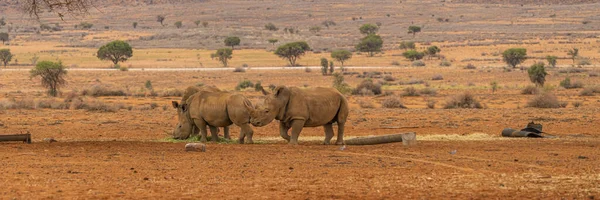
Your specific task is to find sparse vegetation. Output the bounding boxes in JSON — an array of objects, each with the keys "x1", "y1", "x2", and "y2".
[
  {"x1": 274, "y1": 41, "x2": 310, "y2": 66},
  {"x1": 233, "y1": 67, "x2": 245, "y2": 72},
  {"x1": 331, "y1": 50, "x2": 352, "y2": 66},
  {"x1": 224, "y1": 37, "x2": 241, "y2": 50},
  {"x1": 546, "y1": 55, "x2": 557, "y2": 67},
  {"x1": 419, "y1": 87, "x2": 437, "y2": 96},
  {"x1": 560, "y1": 77, "x2": 584, "y2": 89},
  {"x1": 408, "y1": 26, "x2": 421, "y2": 37},
  {"x1": 355, "y1": 34, "x2": 383, "y2": 57},
  {"x1": 403, "y1": 50, "x2": 424, "y2": 61},
  {"x1": 526, "y1": 93, "x2": 562, "y2": 108},
  {"x1": 567, "y1": 48, "x2": 579, "y2": 64},
  {"x1": 527, "y1": 62, "x2": 547, "y2": 87},
  {"x1": 358, "y1": 100, "x2": 375, "y2": 109},
  {"x1": 521, "y1": 85, "x2": 540, "y2": 95},
  {"x1": 353, "y1": 79, "x2": 382, "y2": 96},
  {"x1": 0, "y1": 49, "x2": 12, "y2": 67},
  {"x1": 579, "y1": 87, "x2": 597, "y2": 96},
  {"x1": 268, "y1": 39, "x2": 278, "y2": 46},
  {"x1": 156, "y1": 15, "x2": 166, "y2": 26},
  {"x1": 332, "y1": 73, "x2": 352, "y2": 94},
  {"x1": 174, "y1": 21, "x2": 183, "y2": 28},
  {"x1": 79, "y1": 22, "x2": 93, "y2": 29},
  {"x1": 401, "y1": 87, "x2": 420, "y2": 96},
  {"x1": 439, "y1": 59, "x2": 452, "y2": 66},
  {"x1": 381, "y1": 96, "x2": 407, "y2": 108},
  {"x1": 502, "y1": 48, "x2": 527, "y2": 68},
  {"x1": 265, "y1": 23, "x2": 278, "y2": 31},
  {"x1": 399, "y1": 41, "x2": 416, "y2": 50},
  {"x1": 97, "y1": 40, "x2": 133, "y2": 66},
  {"x1": 412, "y1": 60, "x2": 426, "y2": 67},
  {"x1": 214, "y1": 48, "x2": 233, "y2": 67},
  {"x1": 490, "y1": 81, "x2": 498, "y2": 93},
  {"x1": 235, "y1": 80, "x2": 254, "y2": 91},
  {"x1": 321, "y1": 58, "x2": 328, "y2": 75},
  {"x1": 359, "y1": 24, "x2": 379, "y2": 35},
  {"x1": 29, "y1": 61, "x2": 68, "y2": 97},
  {"x1": 444, "y1": 92, "x2": 483, "y2": 109},
  {"x1": 432, "y1": 74, "x2": 443, "y2": 80},
  {"x1": 0, "y1": 32, "x2": 8, "y2": 44},
  {"x1": 81, "y1": 84, "x2": 126, "y2": 96}
]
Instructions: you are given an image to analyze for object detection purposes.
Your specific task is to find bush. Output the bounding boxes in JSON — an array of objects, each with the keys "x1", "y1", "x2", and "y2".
[
  {"x1": 254, "y1": 81, "x2": 264, "y2": 92},
  {"x1": 381, "y1": 96, "x2": 407, "y2": 108},
  {"x1": 383, "y1": 75, "x2": 396, "y2": 82},
  {"x1": 119, "y1": 66, "x2": 129, "y2": 71},
  {"x1": 589, "y1": 72, "x2": 598, "y2": 77},
  {"x1": 431, "y1": 74, "x2": 443, "y2": 80},
  {"x1": 160, "y1": 89, "x2": 184, "y2": 97},
  {"x1": 521, "y1": 85, "x2": 540, "y2": 95},
  {"x1": 352, "y1": 80, "x2": 381, "y2": 96},
  {"x1": 572, "y1": 101, "x2": 583, "y2": 108},
  {"x1": 358, "y1": 100, "x2": 375, "y2": 108},
  {"x1": 526, "y1": 93, "x2": 562, "y2": 108},
  {"x1": 444, "y1": 92, "x2": 483, "y2": 109},
  {"x1": 577, "y1": 58, "x2": 591, "y2": 66},
  {"x1": 233, "y1": 67, "x2": 246, "y2": 72},
  {"x1": 391, "y1": 61, "x2": 400, "y2": 66},
  {"x1": 560, "y1": 77, "x2": 584, "y2": 89},
  {"x1": 579, "y1": 87, "x2": 597, "y2": 96},
  {"x1": 305, "y1": 67, "x2": 312, "y2": 73},
  {"x1": 403, "y1": 79, "x2": 425, "y2": 85},
  {"x1": 81, "y1": 84, "x2": 127, "y2": 97},
  {"x1": 265, "y1": 23, "x2": 278, "y2": 31},
  {"x1": 419, "y1": 87, "x2": 437, "y2": 96},
  {"x1": 412, "y1": 60, "x2": 426, "y2": 67},
  {"x1": 333, "y1": 73, "x2": 352, "y2": 94},
  {"x1": 426, "y1": 100, "x2": 436, "y2": 109},
  {"x1": 464, "y1": 63, "x2": 476, "y2": 69},
  {"x1": 235, "y1": 80, "x2": 254, "y2": 91},
  {"x1": 401, "y1": 87, "x2": 420, "y2": 96},
  {"x1": 439, "y1": 59, "x2": 452, "y2": 67},
  {"x1": 558, "y1": 68, "x2": 587, "y2": 74},
  {"x1": 527, "y1": 62, "x2": 547, "y2": 87}
]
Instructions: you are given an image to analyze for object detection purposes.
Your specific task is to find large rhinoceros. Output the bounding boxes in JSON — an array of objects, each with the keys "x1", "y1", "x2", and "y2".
[
  {"x1": 174, "y1": 85, "x2": 230, "y2": 139},
  {"x1": 250, "y1": 86, "x2": 348, "y2": 145},
  {"x1": 172, "y1": 90, "x2": 255, "y2": 144}
]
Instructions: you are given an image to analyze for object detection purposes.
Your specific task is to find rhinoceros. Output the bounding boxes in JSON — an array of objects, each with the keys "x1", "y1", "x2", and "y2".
[
  {"x1": 173, "y1": 85, "x2": 230, "y2": 139},
  {"x1": 172, "y1": 90, "x2": 255, "y2": 144},
  {"x1": 250, "y1": 86, "x2": 348, "y2": 145}
]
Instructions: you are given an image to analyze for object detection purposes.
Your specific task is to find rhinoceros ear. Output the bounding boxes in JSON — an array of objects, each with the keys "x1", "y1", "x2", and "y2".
[
  {"x1": 243, "y1": 100, "x2": 254, "y2": 111},
  {"x1": 181, "y1": 104, "x2": 188, "y2": 112},
  {"x1": 274, "y1": 86, "x2": 287, "y2": 97},
  {"x1": 172, "y1": 101, "x2": 179, "y2": 108}
]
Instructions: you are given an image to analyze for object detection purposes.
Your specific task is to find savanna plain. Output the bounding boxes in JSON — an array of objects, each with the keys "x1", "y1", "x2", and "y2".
[{"x1": 1, "y1": 0, "x2": 600, "y2": 199}]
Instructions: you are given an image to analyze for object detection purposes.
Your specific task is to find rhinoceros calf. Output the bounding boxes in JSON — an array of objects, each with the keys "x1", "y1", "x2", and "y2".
[
  {"x1": 172, "y1": 91, "x2": 255, "y2": 144},
  {"x1": 173, "y1": 85, "x2": 230, "y2": 139},
  {"x1": 250, "y1": 86, "x2": 348, "y2": 145}
]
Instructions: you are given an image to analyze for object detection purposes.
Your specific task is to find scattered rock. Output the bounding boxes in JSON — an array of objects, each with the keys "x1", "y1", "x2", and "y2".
[
  {"x1": 43, "y1": 138, "x2": 57, "y2": 143},
  {"x1": 185, "y1": 143, "x2": 206, "y2": 152}
]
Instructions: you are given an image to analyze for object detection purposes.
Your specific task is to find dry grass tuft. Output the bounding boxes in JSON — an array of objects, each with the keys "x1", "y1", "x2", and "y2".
[
  {"x1": 521, "y1": 85, "x2": 540, "y2": 95},
  {"x1": 444, "y1": 92, "x2": 483, "y2": 109},
  {"x1": 381, "y1": 96, "x2": 407, "y2": 108},
  {"x1": 526, "y1": 93, "x2": 562, "y2": 108}
]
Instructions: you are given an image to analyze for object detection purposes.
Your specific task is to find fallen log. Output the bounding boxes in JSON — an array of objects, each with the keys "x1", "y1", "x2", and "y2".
[
  {"x1": 345, "y1": 132, "x2": 416, "y2": 145},
  {"x1": 0, "y1": 134, "x2": 32, "y2": 144}
]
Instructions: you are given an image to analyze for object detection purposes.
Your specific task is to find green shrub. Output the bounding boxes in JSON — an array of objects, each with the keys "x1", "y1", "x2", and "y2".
[{"x1": 235, "y1": 80, "x2": 254, "y2": 91}]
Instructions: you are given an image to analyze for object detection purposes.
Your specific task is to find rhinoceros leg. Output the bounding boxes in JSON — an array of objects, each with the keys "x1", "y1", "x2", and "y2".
[
  {"x1": 223, "y1": 126, "x2": 231, "y2": 139},
  {"x1": 289, "y1": 120, "x2": 305, "y2": 145},
  {"x1": 279, "y1": 121, "x2": 291, "y2": 142},
  {"x1": 238, "y1": 123, "x2": 254, "y2": 144},
  {"x1": 323, "y1": 123, "x2": 334, "y2": 145},
  {"x1": 336, "y1": 122, "x2": 345, "y2": 145},
  {"x1": 193, "y1": 119, "x2": 209, "y2": 143},
  {"x1": 209, "y1": 125, "x2": 219, "y2": 142}
]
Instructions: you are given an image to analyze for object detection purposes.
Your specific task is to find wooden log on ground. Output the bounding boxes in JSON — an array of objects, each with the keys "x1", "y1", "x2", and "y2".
[
  {"x1": 345, "y1": 132, "x2": 416, "y2": 145},
  {"x1": 0, "y1": 134, "x2": 32, "y2": 144}
]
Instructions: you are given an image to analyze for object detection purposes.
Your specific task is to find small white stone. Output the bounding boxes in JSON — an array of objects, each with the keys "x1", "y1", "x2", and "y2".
[{"x1": 185, "y1": 143, "x2": 206, "y2": 152}]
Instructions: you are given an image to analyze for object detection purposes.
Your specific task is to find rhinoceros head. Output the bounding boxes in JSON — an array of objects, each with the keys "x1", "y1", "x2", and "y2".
[
  {"x1": 250, "y1": 86, "x2": 290, "y2": 127},
  {"x1": 171, "y1": 101, "x2": 194, "y2": 139}
]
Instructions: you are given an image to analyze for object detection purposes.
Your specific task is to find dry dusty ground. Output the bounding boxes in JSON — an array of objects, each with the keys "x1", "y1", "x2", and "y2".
[
  {"x1": 0, "y1": 66, "x2": 599, "y2": 198},
  {"x1": 0, "y1": 138, "x2": 599, "y2": 199}
]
